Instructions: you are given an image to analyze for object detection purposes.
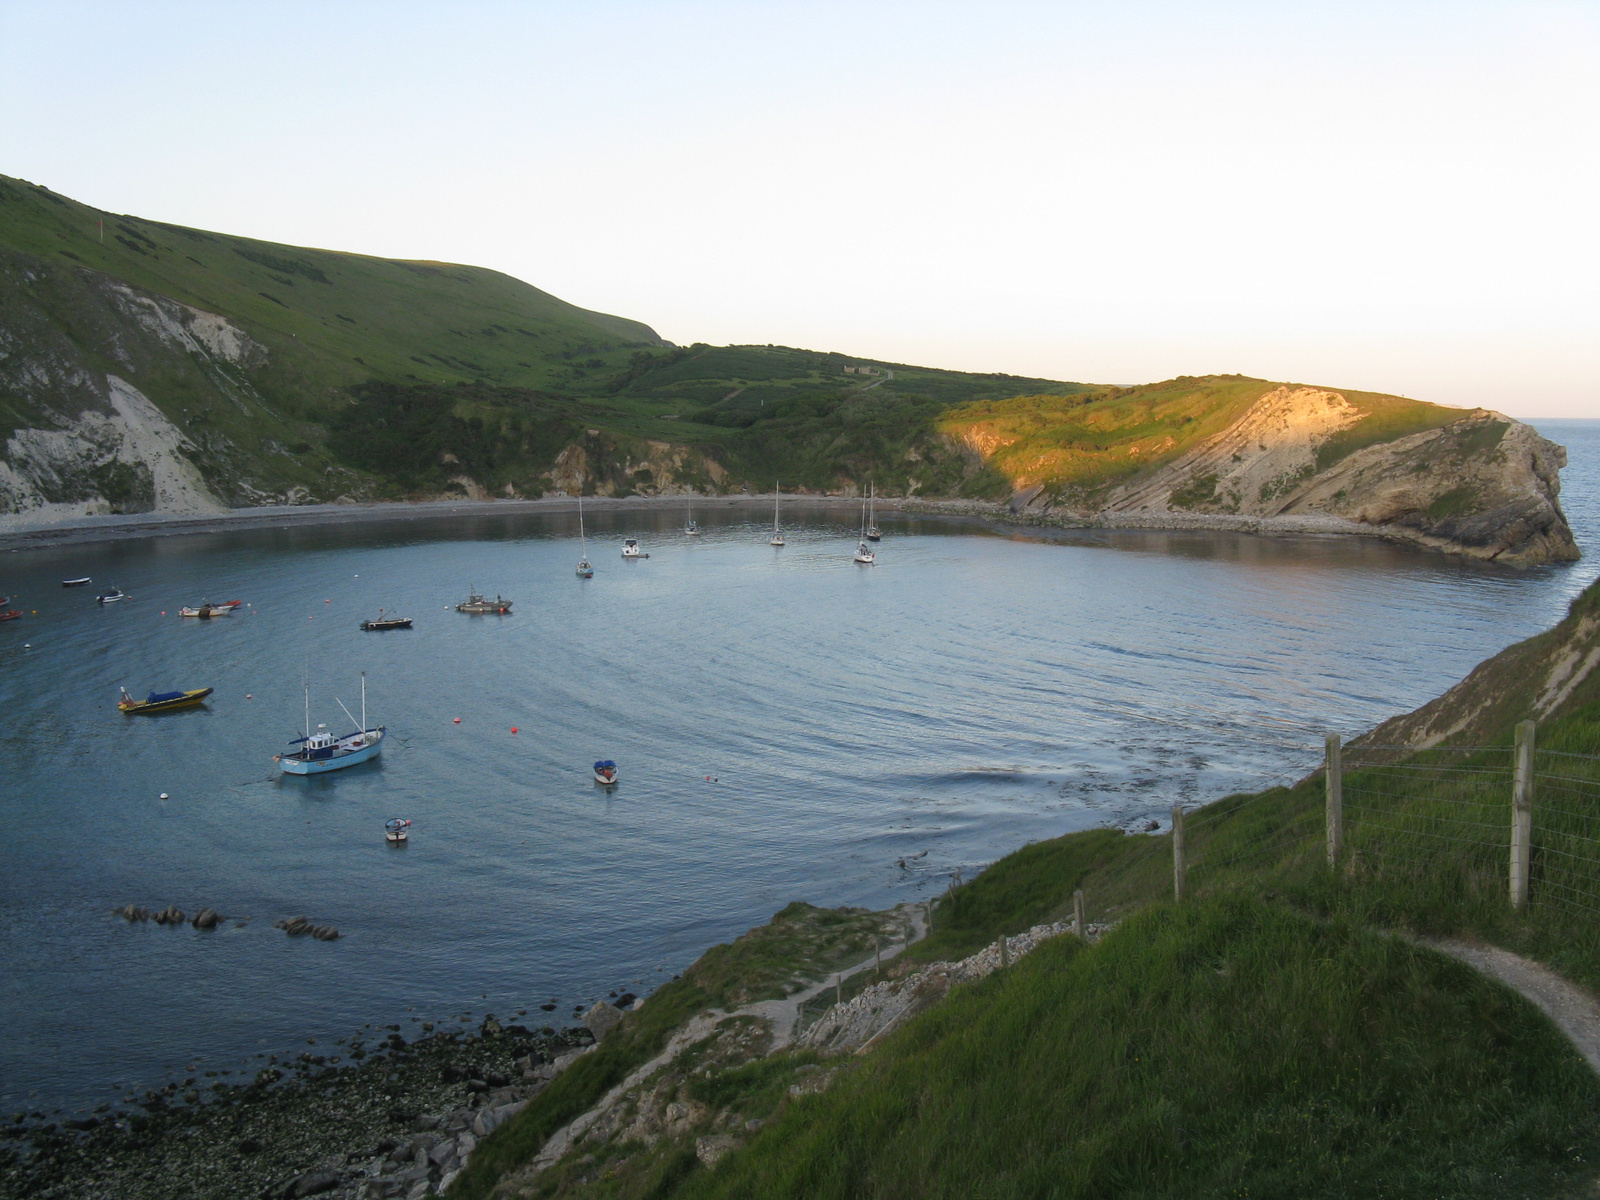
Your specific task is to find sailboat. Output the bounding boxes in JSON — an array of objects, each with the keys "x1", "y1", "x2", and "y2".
[
  {"x1": 866, "y1": 481, "x2": 881, "y2": 541},
  {"x1": 576, "y1": 496, "x2": 594, "y2": 578},
  {"x1": 769, "y1": 481, "x2": 786, "y2": 547},
  {"x1": 684, "y1": 496, "x2": 700, "y2": 536},
  {"x1": 277, "y1": 673, "x2": 385, "y2": 775},
  {"x1": 853, "y1": 495, "x2": 876, "y2": 564}
]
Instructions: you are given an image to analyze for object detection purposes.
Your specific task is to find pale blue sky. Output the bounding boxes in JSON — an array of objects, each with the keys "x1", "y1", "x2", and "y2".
[{"x1": 2, "y1": 1, "x2": 1596, "y2": 415}]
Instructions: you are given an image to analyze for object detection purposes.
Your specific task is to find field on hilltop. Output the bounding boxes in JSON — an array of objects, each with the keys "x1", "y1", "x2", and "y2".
[{"x1": 939, "y1": 374, "x2": 1467, "y2": 504}]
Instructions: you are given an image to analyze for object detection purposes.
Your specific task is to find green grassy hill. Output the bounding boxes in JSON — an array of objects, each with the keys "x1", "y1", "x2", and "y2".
[
  {"x1": 0, "y1": 175, "x2": 1092, "y2": 506},
  {"x1": 0, "y1": 173, "x2": 663, "y2": 400}
]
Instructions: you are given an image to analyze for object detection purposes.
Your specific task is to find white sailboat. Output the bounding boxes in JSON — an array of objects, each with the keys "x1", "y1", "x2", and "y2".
[
  {"x1": 853, "y1": 495, "x2": 876, "y2": 564},
  {"x1": 576, "y1": 496, "x2": 594, "y2": 578},
  {"x1": 769, "y1": 481, "x2": 786, "y2": 547},
  {"x1": 866, "y1": 481, "x2": 881, "y2": 541},
  {"x1": 684, "y1": 496, "x2": 700, "y2": 536}
]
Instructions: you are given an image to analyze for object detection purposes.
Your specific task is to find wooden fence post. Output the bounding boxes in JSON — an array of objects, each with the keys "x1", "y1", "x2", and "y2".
[
  {"x1": 1073, "y1": 888, "x2": 1085, "y2": 938},
  {"x1": 998, "y1": 933, "x2": 1009, "y2": 968},
  {"x1": 1511, "y1": 720, "x2": 1536, "y2": 910},
  {"x1": 1325, "y1": 733, "x2": 1343, "y2": 868},
  {"x1": 1172, "y1": 805, "x2": 1186, "y2": 901}
]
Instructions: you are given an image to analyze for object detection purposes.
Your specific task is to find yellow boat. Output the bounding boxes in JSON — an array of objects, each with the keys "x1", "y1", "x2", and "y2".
[{"x1": 118, "y1": 686, "x2": 214, "y2": 714}]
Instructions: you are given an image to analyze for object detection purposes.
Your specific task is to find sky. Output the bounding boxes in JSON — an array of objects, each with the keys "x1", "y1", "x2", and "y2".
[{"x1": 1, "y1": 1, "x2": 1597, "y2": 417}]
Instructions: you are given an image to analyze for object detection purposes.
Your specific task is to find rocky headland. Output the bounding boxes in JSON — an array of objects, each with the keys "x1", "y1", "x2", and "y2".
[{"x1": 955, "y1": 386, "x2": 1578, "y2": 567}]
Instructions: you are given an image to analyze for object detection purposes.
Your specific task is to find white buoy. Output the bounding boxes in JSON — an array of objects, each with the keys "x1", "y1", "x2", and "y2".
[{"x1": 159, "y1": 792, "x2": 169, "y2": 800}]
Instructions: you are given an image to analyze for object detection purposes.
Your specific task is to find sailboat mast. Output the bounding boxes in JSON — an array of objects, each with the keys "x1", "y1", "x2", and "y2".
[
  {"x1": 774, "y1": 481, "x2": 780, "y2": 530},
  {"x1": 304, "y1": 680, "x2": 310, "y2": 739},
  {"x1": 361, "y1": 671, "x2": 367, "y2": 734}
]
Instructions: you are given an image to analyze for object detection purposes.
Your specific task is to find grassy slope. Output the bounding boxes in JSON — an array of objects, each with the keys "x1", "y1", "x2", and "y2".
[
  {"x1": 451, "y1": 904, "x2": 899, "y2": 1199},
  {"x1": 570, "y1": 344, "x2": 1090, "y2": 495},
  {"x1": 0, "y1": 174, "x2": 662, "y2": 411},
  {"x1": 939, "y1": 374, "x2": 1466, "y2": 502},
  {"x1": 682, "y1": 898, "x2": 1600, "y2": 1200},
  {"x1": 1, "y1": 175, "x2": 1095, "y2": 499}
]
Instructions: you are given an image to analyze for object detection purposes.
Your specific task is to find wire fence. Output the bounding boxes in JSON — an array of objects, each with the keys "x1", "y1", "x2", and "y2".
[{"x1": 1128, "y1": 723, "x2": 1600, "y2": 922}]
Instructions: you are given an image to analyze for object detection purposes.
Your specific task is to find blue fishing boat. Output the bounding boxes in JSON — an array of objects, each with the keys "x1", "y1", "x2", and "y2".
[
  {"x1": 277, "y1": 673, "x2": 385, "y2": 775},
  {"x1": 593, "y1": 759, "x2": 619, "y2": 785}
]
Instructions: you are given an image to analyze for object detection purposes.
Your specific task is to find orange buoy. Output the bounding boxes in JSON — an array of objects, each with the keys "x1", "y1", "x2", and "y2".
[{"x1": 454, "y1": 717, "x2": 461, "y2": 724}]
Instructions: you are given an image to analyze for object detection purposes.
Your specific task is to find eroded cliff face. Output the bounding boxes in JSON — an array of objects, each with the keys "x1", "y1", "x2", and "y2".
[
  {"x1": 546, "y1": 433, "x2": 728, "y2": 499},
  {"x1": 1012, "y1": 385, "x2": 1578, "y2": 566},
  {"x1": 0, "y1": 250, "x2": 341, "y2": 521}
]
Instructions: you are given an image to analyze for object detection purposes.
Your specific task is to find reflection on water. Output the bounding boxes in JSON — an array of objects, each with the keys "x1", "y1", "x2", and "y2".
[{"x1": 0, "y1": 420, "x2": 1596, "y2": 1113}]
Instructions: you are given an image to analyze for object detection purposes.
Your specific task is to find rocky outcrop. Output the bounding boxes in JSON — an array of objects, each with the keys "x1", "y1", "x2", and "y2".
[
  {"x1": 546, "y1": 431, "x2": 727, "y2": 498},
  {"x1": 1007, "y1": 386, "x2": 1578, "y2": 566}
]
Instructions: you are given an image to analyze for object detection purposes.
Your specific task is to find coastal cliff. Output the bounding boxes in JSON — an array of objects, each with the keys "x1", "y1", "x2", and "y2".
[
  {"x1": 0, "y1": 177, "x2": 1579, "y2": 565},
  {"x1": 945, "y1": 378, "x2": 1578, "y2": 565}
]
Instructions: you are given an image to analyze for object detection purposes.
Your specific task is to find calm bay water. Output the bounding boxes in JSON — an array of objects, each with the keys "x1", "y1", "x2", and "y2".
[{"x1": 2, "y1": 420, "x2": 1596, "y2": 1114}]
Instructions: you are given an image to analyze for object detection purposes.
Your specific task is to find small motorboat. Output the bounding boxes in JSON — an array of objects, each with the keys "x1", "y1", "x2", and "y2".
[
  {"x1": 0, "y1": 597, "x2": 8, "y2": 606},
  {"x1": 593, "y1": 759, "x2": 619, "y2": 785},
  {"x1": 456, "y1": 591, "x2": 512, "y2": 614},
  {"x1": 62, "y1": 577, "x2": 91, "y2": 588},
  {"x1": 621, "y1": 538, "x2": 645, "y2": 558},
  {"x1": 385, "y1": 818, "x2": 411, "y2": 844},
  {"x1": 360, "y1": 609, "x2": 413, "y2": 631},
  {"x1": 96, "y1": 587, "x2": 130, "y2": 604},
  {"x1": 0, "y1": 610, "x2": 22, "y2": 622},
  {"x1": 119, "y1": 686, "x2": 214, "y2": 714},
  {"x1": 180, "y1": 599, "x2": 233, "y2": 618}
]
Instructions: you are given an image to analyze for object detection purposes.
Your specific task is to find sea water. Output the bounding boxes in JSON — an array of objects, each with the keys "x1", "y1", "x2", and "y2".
[{"x1": 1, "y1": 420, "x2": 1595, "y2": 1114}]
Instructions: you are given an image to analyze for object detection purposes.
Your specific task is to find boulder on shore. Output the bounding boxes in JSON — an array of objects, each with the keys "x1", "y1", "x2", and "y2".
[{"x1": 583, "y1": 1001, "x2": 624, "y2": 1042}]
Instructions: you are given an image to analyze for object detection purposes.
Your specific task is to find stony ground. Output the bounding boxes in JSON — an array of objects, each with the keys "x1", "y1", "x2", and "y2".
[{"x1": 0, "y1": 1016, "x2": 591, "y2": 1200}]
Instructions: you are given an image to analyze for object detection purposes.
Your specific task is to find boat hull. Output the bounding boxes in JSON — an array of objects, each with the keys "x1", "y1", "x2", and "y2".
[
  {"x1": 120, "y1": 687, "x2": 213, "y2": 714},
  {"x1": 594, "y1": 771, "x2": 618, "y2": 785},
  {"x1": 280, "y1": 732, "x2": 385, "y2": 775}
]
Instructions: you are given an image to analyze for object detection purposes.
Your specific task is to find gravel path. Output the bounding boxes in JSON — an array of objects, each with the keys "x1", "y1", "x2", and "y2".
[{"x1": 1424, "y1": 938, "x2": 1600, "y2": 1076}]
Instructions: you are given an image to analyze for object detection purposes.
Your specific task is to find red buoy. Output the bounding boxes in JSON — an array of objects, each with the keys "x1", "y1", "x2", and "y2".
[
  {"x1": 454, "y1": 717, "x2": 461, "y2": 724},
  {"x1": 511, "y1": 726, "x2": 519, "y2": 734}
]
